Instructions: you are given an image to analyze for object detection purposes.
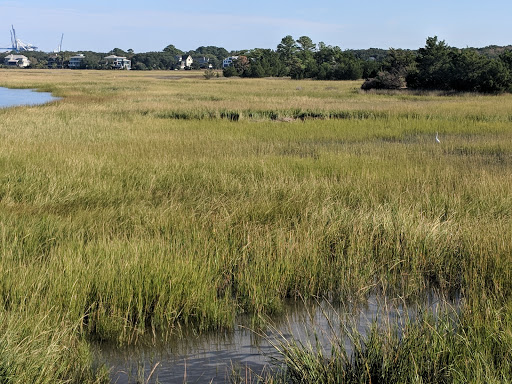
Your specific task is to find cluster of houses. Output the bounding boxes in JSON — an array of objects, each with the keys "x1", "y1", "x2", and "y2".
[
  {"x1": 4, "y1": 52, "x2": 236, "y2": 70},
  {"x1": 50, "y1": 53, "x2": 133, "y2": 70},
  {"x1": 2, "y1": 53, "x2": 133, "y2": 69}
]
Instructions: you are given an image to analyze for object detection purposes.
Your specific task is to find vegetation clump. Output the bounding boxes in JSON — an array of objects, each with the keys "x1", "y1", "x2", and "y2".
[{"x1": 364, "y1": 36, "x2": 512, "y2": 93}]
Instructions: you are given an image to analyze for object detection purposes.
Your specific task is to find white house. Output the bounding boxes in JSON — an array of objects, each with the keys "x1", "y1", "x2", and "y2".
[
  {"x1": 104, "y1": 55, "x2": 131, "y2": 70},
  {"x1": 4, "y1": 54, "x2": 30, "y2": 68},
  {"x1": 175, "y1": 54, "x2": 193, "y2": 69},
  {"x1": 68, "y1": 54, "x2": 85, "y2": 69},
  {"x1": 222, "y1": 56, "x2": 239, "y2": 68}
]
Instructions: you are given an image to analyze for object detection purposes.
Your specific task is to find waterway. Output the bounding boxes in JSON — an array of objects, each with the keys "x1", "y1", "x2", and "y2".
[
  {"x1": 97, "y1": 293, "x2": 459, "y2": 383},
  {"x1": 0, "y1": 87, "x2": 59, "y2": 108}
]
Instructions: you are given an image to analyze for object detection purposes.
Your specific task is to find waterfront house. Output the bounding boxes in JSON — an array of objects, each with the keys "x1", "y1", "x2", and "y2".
[
  {"x1": 4, "y1": 54, "x2": 30, "y2": 68},
  {"x1": 198, "y1": 57, "x2": 213, "y2": 69},
  {"x1": 175, "y1": 54, "x2": 193, "y2": 69},
  {"x1": 222, "y1": 56, "x2": 238, "y2": 68},
  {"x1": 68, "y1": 54, "x2": 85, "y2": 69},
  {"x1": 104, "y1": 55, "x2": 131, "y2": 70}
]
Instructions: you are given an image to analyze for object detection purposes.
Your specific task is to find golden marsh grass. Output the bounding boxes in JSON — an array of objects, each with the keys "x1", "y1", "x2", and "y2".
[{"x1": 0, "y1": 69, "x2": 511, "y2": 382}]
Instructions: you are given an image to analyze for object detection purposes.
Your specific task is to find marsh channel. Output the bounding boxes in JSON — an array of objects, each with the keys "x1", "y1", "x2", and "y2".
[
  {"x1": 97, "y1": 293, "x2": 460, "y2": 383},
  {"x1": 0, "y1": 87, "x2": 60, "y2": 108}
]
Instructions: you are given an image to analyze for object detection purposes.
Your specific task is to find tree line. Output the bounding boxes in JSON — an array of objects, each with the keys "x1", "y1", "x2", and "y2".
[
  {"x1": 223, "y1": 35, "x2": 381, "y2": 80},
  {"x1": 224, "y1": 35, "x2": 512, "y2": 93},
  {"x1": 2, "y1": 35, "x2": 512, "y2": 93},
  {"x1": 362, "y1": 36, "x2": 512, "y2": 93}
]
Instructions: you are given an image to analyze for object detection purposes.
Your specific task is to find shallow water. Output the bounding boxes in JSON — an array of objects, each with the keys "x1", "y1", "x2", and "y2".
[
  {"x1": 0, "y1": 87, "x2": 59, "y2": 108},
  {"x1": 97, "y1": 293, "x2": 459, "y2": 383}
]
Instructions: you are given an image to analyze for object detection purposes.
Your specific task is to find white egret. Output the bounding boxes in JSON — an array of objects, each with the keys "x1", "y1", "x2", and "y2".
[{"x1": 435, "y1": 132, "x2": 441, "y2": 143}]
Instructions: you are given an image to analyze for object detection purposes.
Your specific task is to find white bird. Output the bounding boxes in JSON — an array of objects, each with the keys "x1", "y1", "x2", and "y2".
[{"x1": 435, "y1": 132, "x2": 441, "y2": 143}]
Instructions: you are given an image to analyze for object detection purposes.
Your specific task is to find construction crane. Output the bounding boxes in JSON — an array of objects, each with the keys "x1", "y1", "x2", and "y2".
[
  {"x1": 53, "y1": 33, "x2": 64, "y2": 53},
  {"x1": 0, "y1": 25, "x2": 38, "y2": 52}
]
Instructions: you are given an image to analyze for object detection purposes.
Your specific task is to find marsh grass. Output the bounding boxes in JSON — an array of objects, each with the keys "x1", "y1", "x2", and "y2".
[
  {"x1": 259, "y1": 296, "x2": 512, "y2": 384},
  {"x1": 0, "y1": 69, "x2": 511, "y2": 382}
]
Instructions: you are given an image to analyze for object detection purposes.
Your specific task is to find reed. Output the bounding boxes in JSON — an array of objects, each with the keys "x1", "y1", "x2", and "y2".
[
  {"x1": 263, "y1": 298, "x2": 512, "y2": 383},
  {"x1": 0, "y1": 69, "x2": 511, "y2": 382}
]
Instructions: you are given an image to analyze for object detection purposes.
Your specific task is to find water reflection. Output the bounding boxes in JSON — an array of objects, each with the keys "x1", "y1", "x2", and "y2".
[
  {"x1": 97, "y1": 293, "x2": 461, "y2": 383},
  {"x1": 0, "y1": 87, "x2": 59, "y2": 108}
]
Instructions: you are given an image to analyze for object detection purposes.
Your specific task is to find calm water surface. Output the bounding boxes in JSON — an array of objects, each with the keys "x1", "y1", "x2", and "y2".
[
  {"x1": 98, "y1": 293, "x2": 459, "y2": 383},
  {"x1": 0, "y1": 87, "x2": 59, "y2": 108}
]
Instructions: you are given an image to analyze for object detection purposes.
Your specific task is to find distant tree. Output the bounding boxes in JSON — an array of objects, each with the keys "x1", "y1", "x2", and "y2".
[
  {"x1": 233, "y1": 55, "x2": 250, "y2": 76},
  {"x1": 361, "y1": 37, "x2": 511, "y2": 93},
  {"x1": 81, "y1": 55, "x2": 99, "y2": 69},
  {"x1": 289, "y1": 56, "x2": 306, "y2": 79},
  {"x1": 361, "y1": 59, "x2": 381, "y2": 78},
  {"x1": 163, "y1": 44, "x2": 183, "y2": 56},
  {"x1": 223, "y1": 65, "x2": 238, "y2": 77},
  {"x1": 296, "y1": 36, "x2": 316, "y2": 53},
  {"x1": 450, "y1": 50, "x2": 510, "y2": 93},
  {"x1": 249, "y1": 61, "x2": 265, "y2": 78},
  {"x1": 110, "y1": 48, "x2": 127, "y2": 56},
  {"x1": 195, "y1": 46, "x2": 229, "y2": 61},
  {"x1": 406, "y1": 36, "x2": 454, "y2": 90},
  {"x1": 347, "y1": 48, "x2": 390, "y2": 62},
  {"x1": 277, "y1": 35, "x2": 299, "y2": 75},
  {"x1": 363, "y1": 48, "x2": 415, "y2": 89},
  {"x1": 499, "y1": 50, "x2": 512, "y2": 72},
  {"x1": 295, "y1": 36, "x2": 317, "y2": 79},
  {"x1": 27, "y1": 56, "x2": 38, "y2": 67},
  {"x1": 244, "y1": 48, "x2": 283, "y2": 77}
]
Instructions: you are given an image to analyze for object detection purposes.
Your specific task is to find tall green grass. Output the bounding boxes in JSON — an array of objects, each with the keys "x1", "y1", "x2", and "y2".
[
  {"x1": 0, "y1": 69, "x2": 511, "y2": 382},
  {"x1": 265, "y1": 299, "x2": 512, "y2": 383}
]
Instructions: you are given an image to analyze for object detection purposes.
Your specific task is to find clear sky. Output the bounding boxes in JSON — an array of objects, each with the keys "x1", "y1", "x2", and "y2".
[{"x1": 0, "y1": 0, "x2": 511, "y2": 53}]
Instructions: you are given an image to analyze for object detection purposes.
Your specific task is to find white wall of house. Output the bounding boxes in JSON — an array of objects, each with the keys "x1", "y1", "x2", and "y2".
[{"x1": 4, "y1": 54, "x2": 30, "y2": 67}]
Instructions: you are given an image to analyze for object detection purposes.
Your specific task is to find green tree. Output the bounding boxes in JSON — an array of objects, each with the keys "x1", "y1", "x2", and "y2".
[
  {"x1": 367, "y1": 49, "x2": 416, "y2": 89},
  {"x1": 223, "y1": 65, "x2": 238, "y2": 77},
  {"x1": 163, "y1": 44, "x2": 183, "y2": 56},
  {"x1": 406, "y1": 36, "x2": 454, "y2": 90},
  {"x1": 249, "y1": 61, "x2": 265, "y2": 78},
  {"x1": 289, "y1": 56, "x2": 305, "y2": 79},
  {"x1": 499, "y1": 50, "x2": 512, "y2": 73},
  {"x1": 450, "y1": 50, "x2": 510, "y2": 93},
  {"x1": 296, "y1": 36, "x2": 316, "y2": 53},
  {"x1": 277, "y1": 35, "x2": 299, "y2": 75},
  {"x1": 296, "y1": 36, "x2": 317, "y2": 78},
  {"x1": 109, "y1": 48, "x2": 127, "y2": 57}
]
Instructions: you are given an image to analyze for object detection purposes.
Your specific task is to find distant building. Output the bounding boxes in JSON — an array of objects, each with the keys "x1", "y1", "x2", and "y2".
[
  {"x1": 4, "y1": 54, "x2": 30, "y2": 68},
  {"x1": 104, "y1": 55, "x2": 131, "y2": 70},
  {"x1": 47, "y1": 54, "x2": 63, "y2": 69},
  {"x1": 175, "y1": 54, "x2": 193, "y2": 69},
  {"x1": 68, "y1": 54, "x2": 85, "y2": 69},
  {"x1": 222, "y1": 56, "x2": 238, "y2": 68},
  {"x1": 197, "y1": 57, "x2": 213, "y2": 69}
]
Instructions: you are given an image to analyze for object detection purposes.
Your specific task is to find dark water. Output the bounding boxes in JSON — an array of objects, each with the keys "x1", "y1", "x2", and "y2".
[
  {"x1": 97, "y1": 293, "x2": 459, "y2": 383},
  {"x1": 0, "y1": 87, "x2": 59, "y2": 108}
]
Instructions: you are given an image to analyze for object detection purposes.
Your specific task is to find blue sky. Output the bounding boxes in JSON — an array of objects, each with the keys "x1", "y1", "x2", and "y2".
[{"x1": 0, "y1": 0, "x2": 511, "y2": 53}]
